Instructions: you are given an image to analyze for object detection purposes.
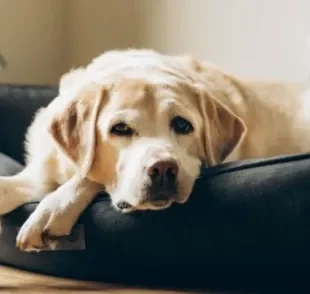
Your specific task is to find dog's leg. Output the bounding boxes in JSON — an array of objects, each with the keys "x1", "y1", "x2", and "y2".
[
  {"x1": 0, "y1": 165, "x2": 47, "y2": 215},
  {"x1": 16, "y1": 174, "x2": 102, "y2": 252}
]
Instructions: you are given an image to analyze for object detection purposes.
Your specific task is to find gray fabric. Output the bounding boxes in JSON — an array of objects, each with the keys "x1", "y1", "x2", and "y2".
[
  {"x1": 0, "y1": 84, "x2": 57, "y2": 164},
  {"x1": 0, "y1": 153, "x2": 23, "y2": 176}
]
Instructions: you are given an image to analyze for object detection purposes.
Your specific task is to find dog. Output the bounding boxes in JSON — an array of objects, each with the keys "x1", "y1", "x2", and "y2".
[{"x1": 0, "y1": 49, "x2": 309, "y2": 251}]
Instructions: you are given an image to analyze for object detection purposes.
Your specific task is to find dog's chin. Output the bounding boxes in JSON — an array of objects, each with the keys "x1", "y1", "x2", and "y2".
[
  {"x1": 112, "y1": 198, "x2": 174, "y2": 213},
  {"x1": 110, "y1": 177, "x2": 195, "y2": 213},
  {"x1": 143, "y1": 199, "x2": 174, "y2": 211},
  {"x1": 111, "y1": 190, "x2": 194, "y2": 214}
]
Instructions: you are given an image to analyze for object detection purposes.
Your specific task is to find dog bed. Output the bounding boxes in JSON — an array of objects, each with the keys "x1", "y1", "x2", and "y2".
[{"x1": 1, "y1": 84, "x2": 310, "y2": 291}]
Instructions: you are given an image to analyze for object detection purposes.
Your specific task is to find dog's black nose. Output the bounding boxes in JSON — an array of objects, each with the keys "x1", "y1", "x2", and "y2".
[
  {"x1": 146, "y1": 160, "x2": 178, "y2": 200},
  {"x1": 147, "y1": 160, "x2": 178, "y2": 178}
]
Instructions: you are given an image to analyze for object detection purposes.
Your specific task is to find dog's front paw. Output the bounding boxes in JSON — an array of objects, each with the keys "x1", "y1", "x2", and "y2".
[
  {"x1": 16, "y1": 198, "x2": 73, "y2": 252},
  {"x1": 16, "y1": 218, "x2": 58, "y2": 252}
]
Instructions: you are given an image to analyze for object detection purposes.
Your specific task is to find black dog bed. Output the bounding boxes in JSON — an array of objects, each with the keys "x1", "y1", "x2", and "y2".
[{"x1": 1, "y1": 84, "x2": 310, "y2": 292}]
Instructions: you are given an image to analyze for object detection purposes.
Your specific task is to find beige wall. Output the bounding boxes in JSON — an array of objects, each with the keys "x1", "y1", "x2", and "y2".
[
  {"x1": 65, "y1": 0, "x2": 142, "y2": 67},
  {"x1": 0, "y1": 0, "x2": 143, "y2": 85},
  {"x1": 0, "y1": 0, "x2": 66, "y2": 85},
  {"x1": 1, "y1": 0, "x2": 310, "y2": 85}
]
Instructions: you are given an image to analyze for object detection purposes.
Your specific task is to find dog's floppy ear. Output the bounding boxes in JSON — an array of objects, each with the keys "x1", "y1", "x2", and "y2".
[
  {"x1": 48, "y1": 83, "x2": 106, "y2": 177},
  {"x1": 172, "y1": 55, "x2": 247, "y2": 165},
  {"x1": 199, "y1": 92, "x2": 247, "y2": 165}
]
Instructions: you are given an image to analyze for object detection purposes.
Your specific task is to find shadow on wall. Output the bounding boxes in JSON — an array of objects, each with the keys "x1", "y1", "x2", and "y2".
[{"x1": 0, "y1": 53, "x2": 7, "y2": 69}]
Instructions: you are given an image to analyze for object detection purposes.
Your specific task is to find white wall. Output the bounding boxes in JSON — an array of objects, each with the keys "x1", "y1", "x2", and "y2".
[
  {"x1": 139, "y1": 0, "x2": 310, "y2": 82},
  {"x1": 1, "y1": 0, "x2": 310, "y2": 84}
]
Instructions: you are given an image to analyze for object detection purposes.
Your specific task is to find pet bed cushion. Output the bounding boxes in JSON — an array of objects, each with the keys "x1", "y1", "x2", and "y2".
[
  {"x1": 1, "y1": 84, "x2": 310, "y2": 292},
  {"x1": 1, "y1": 152, "x2": 310, "y2": 291}
]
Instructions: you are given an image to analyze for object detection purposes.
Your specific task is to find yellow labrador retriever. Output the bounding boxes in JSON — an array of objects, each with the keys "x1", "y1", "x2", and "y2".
[{"x1": 0, "y1": 49, "x2": 309, "y2": 251}]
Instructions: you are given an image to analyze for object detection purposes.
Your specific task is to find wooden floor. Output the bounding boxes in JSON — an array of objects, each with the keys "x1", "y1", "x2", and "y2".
[{"x1": 0, "y1": 265, "x2": 209, "y2": 293}]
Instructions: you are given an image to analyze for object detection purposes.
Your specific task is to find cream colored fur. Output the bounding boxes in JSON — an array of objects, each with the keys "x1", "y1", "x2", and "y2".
[{"x1": 0, "y1": 49, "x2": 309, "y2": 251}]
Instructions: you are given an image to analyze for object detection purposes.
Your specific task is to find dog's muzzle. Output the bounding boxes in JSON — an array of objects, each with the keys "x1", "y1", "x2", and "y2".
[
  {"x1": 146, "y1": 159, "x2": 178, "y2": 202},
  {"x1": 115, "y1": 159, "x2": 179, "y2": 211}
]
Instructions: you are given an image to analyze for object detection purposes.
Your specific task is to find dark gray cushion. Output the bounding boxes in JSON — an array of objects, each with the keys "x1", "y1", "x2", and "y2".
[
  {"x1": 0, "y1": 153, "x2": 23, "y2": 176},
  {"x1": 1, "y1": 152, "x2": 310, "y2": 292},
  {"x1": 0, "y1": 84, "x2": 57, "y2": 163}
]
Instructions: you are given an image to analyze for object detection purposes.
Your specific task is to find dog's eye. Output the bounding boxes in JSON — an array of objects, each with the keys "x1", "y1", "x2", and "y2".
[
  {"x1": 110, "y1": 123, "x2": 134, "y2": 136},
  {"x1": 171, "y1": 116, "x2": 193, "y2": 134}
]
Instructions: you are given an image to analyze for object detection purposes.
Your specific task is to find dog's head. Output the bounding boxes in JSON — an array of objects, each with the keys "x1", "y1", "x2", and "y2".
[{"x1": 48, "y1": 49, "x2": 246, "y2": 212}]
